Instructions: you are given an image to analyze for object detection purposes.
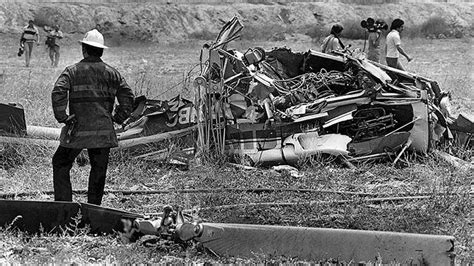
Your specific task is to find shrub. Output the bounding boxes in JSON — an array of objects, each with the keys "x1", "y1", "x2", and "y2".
[
  {"x1": 420, "y1": 16, "x2": 450, "y2": 38},
  {"x1": 382, "y1": 17, "x2": 451, "y2": 39},
  {"x1": 340, "y1": 19, "x2": 366, "y2": 40},
  {"x1": 188, "y1": 29, "x2": 216, "y2": 40},
  {"x1": 403, "y1": 24, "x2": 422, "y2": 39},
  {"x1": 34, "y1": 7, "x2": 61, "y2": 27},
  {"x1": 307, "y1": 20, "x2": 366, "y2": 41}
]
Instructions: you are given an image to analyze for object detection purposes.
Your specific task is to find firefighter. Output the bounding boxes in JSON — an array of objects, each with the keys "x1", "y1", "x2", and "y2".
[
  {"x1": 20, "y1": 20, "x2": 40, "y2": 67},
  {"x1": 51, "y1": 29, "x2": 134, "y2": 205}
]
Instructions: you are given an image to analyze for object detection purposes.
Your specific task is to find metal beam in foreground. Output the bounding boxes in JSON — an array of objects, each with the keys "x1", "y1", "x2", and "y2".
[{"x1": 194, "y1": 223, "x2": 454, "y2": 264}]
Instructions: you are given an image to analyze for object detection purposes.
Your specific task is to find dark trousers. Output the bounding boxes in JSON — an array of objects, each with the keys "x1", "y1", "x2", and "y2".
[
  {"x1": 52, "y1": 146, "x2": 110, "y2": 205},
  {"x1": 48, "y1": 45, "x2": 60, "y2": 67},
  {"x1": 386, "y1": 57, "x2": 405, "y2": 71}
]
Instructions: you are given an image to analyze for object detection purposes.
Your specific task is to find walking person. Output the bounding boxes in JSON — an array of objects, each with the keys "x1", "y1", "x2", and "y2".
[
  {"x1": 321, "y1": 24, "x2": 345, "y2": 54},
  {"x1": 385, "y1": 19, "x2": 413, "y2": 70},
  {"x1": 21, "y1": 20, "x2": 40, "y2": 67},
  {"x1": 51, "y1": 29, "x2": 134, "y2": 205},
  {"x1": 46, "y1": 25, "x2": 63, "y2": 67}
]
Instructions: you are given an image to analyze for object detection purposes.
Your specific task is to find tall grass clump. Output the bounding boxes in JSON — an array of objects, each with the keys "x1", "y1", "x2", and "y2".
[{"x1": 0, "y1": 144, "x2": 25, "y2": 170}]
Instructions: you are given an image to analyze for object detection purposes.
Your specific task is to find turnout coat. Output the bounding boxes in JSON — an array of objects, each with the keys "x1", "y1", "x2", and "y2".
[{"x1": 52, "y1": 56, "x2": 134, "y2": 149}]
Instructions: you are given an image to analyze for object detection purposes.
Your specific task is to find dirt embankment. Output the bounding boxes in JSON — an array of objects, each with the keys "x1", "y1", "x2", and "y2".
[{"x1": 0, "y1": 2, "x2": 472, "y2": 43}]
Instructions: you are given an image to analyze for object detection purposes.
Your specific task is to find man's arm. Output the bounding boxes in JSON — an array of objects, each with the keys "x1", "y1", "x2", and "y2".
[
  {"x1": 396, "y1": 45, "x2": 412, "y2": 61},
  {"x1": 20, "y1": 27, "x2": 26, "y2": 45},
  {"x1": 52, "y1": 69, "x2": 71, "y2": 123},
  {"x1": 112, "y1": 75, "x2": 134, "y2": 124}
]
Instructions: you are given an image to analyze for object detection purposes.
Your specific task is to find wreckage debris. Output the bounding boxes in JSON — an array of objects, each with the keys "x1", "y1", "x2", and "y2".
[
  {"x1": 0, "y1": 16, "x2": 470, "y2": 265},
  {"x1": 1, "y1": 17, "x2": 472, "y2": 167},
  {"x1": 0, "y1": 17, "x2": 472, "y2": 168},
  {"x1": 188, "y1": 17, "x2": 472, "y2": 166},
  {"x1": 0, "y1": 200, "x2": 456, "y2": 264}
]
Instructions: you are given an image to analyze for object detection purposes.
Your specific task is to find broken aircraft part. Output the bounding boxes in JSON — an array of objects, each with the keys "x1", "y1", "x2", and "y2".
[
  {"x1": 0, "y1": 200, "x2": 455, "y2": 264},
  {"x1": 0, "y1": 17, "x2": 471, "y2": 167},
  {"x1": 191, "y1": 17, "x2": 458, "y2": 165},
  {"x1": 191, "y1": 223, "x2": 454, "y2": 265},
  {"x1": 0, "y1": 200, "x2": 142, "y2": 234}
]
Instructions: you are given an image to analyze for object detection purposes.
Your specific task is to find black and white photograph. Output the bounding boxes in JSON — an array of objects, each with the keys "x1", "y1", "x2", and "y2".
[{"x1": 0, "y1": 0, "x2": 472, "y2": 264}]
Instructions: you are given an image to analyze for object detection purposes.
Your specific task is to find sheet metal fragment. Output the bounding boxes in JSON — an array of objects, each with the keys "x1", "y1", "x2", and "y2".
[{"x1": 194, "y1": 223, "x2": 455, "y2": 264}]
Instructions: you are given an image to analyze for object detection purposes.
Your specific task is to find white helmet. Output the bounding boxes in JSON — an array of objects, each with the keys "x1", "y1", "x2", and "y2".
[{"x1": 80, "y1": 29, "x2": 108, "y2": 49}]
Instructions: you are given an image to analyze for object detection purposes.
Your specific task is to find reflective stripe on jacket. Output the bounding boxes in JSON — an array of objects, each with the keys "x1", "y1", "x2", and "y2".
[{"x1": 52, "y1": 56, "x2": 134, "y2": 149}]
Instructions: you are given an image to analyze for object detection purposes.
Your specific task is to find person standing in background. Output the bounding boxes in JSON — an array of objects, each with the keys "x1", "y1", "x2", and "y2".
[
  {"x1": 367, "y1": 19, "x2": 387, "y2": 62},
  {"x1": 385, "y1": 18, "x2": 413, "y2": 70},
  {"x1": 94, "y1": 24, "x2": 102, "y2": 32},
  {"x1": 321, "y1": 24, "x2": 345, "y2": 54},
  {"x1": 51, "y1": 29, "x2": 134, "y2": 205},
  {"x1": 21, "y1": 20, "x2": 40, "y2": 67},
  {"x1": 46, "y1": 25, "x2": 64, "y2": 67}
]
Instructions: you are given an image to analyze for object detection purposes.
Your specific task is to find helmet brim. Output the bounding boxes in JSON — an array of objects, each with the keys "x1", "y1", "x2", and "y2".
[{"x1": 79, "y1": 40, "x2": 108, "y2": 49}]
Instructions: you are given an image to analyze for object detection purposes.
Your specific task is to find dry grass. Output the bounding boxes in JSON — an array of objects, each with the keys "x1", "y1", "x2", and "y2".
[{"x1": 0, "y1": 33, "x2": 472, "y2": 263}]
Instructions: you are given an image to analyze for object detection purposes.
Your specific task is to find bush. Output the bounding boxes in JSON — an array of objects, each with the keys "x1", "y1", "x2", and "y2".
[
  {"x1": 340, "y1": 19, "x2": 366, "y2": 40},
  {"x1": 34, "y1": 6, "x2": 61, "y2": 28},
  {"x1": 403, "y1": 24, "x2": 422, "y2": 39},
  {"x1": 307, "y1": 20, "x2": 366, "y2": 41},
  {"x1": 188, "y1": 29, "x2": 216, "y2": 40},
  {"x1": 380, "y1": 17, "x2": 453, "y2": 39},
  {"x1": 420, "y1": 16, "x2": 450, "y2": 37}
]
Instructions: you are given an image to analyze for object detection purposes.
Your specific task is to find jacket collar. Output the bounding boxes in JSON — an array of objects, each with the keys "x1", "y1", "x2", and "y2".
[{"x1": 81, "y1": 56, "x2": 103, "y2": 63}]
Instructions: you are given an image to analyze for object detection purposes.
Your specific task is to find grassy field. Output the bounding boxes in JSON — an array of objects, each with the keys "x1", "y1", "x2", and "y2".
[{"x1": 0, "y1": 34, "x2": 472, "y2": 263}]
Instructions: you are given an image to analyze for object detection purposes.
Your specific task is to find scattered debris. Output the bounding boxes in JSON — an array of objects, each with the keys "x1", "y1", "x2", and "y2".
[
  {"x1": 190, "y1": 17, "x2": 472, "y2": 166},
  {"x1": 272, "y1": 164, "x2": 303, "y2": 178},
  {"x1": 1, "y1": 18, "x2": 472, "y2": 169},
  {"x1": 434, "y1": 150, "x2": 473, "y2": 171},
  {"x1": 0, "y1": 16, "x2": 471, "y2": 264}
]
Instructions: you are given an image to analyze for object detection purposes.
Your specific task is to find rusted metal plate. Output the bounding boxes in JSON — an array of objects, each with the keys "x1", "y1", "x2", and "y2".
[
  {"x1": 0, "y1": 200, "x2": 142, "y2": 234},
  {"x1": 196, "y1": 223, "x2": 454, "y2": 264}
]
